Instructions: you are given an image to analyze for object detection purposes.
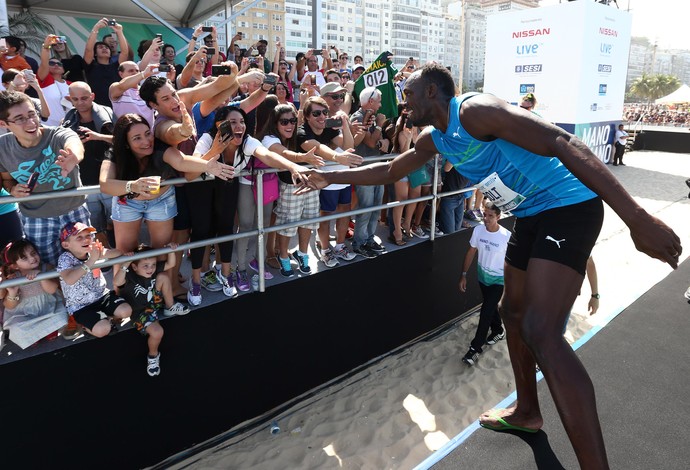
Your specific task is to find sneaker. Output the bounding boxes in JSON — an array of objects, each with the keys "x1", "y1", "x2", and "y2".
[
  {"x1": 219, "y1": 272, "x2": 238, "y2": 298},
  {"x1": 353, "y1": 244, "x2": 377, "y2": 259},
  {"x1": 201, "y1": 269, "x2": 222, "y2": 292},
  {"x1": 62, "y1": 314, "x2": 82, "y2": 340},
  {"x1": 472, "y1": 209, "x2": 483, "y2": 220},
  {"x1": 321, "y1": 249, "x2": 340, "y2": 268},
  {"x1": 334, "y1": 244, "x2": 356, "y2": 261},
  {"x1": 410, "y1": 225, "x2": 429, "y2": 239},
  {"x1": 465, "y1": 209, "x2": 478, "y2": 221},
  {"x1": 486, "y1": 330, "x2": 505, "y2": 345},
  {"x1": 266, "y1": 256, "x2": 281, "y2": 270},
  {"x1": 187, "y1": 283, "x2": 202, "y2": 306},
  {"x1": 279, "y1": 257, "x2": 295, "y2": 277},
  {"x1": 462, "y1": 347, "x2": 481, "y2": 366},
  {"x1": 164, "y1": 302, "x2": 190, "y2": 316},
  {"x1": 291, "y1": 251, "x2": 312, "y2": 274},
  {"x1": 367, "y1": 240, "x2": 385, "y2": 252},
  {"x1": 249, "y1": 258, "x2": 274, "y2": 280},
  {"x1": 235, "y1": 270, "x2": 251, "y2": 292},
  {"x1": 147, "y1": 353, "x2": 161, "y2": 377}
]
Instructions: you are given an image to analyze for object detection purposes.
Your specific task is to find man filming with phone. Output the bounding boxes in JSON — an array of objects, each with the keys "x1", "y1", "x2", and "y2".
[{"x1": 84, "y1": 18, "x2": 129, "y2": 107}]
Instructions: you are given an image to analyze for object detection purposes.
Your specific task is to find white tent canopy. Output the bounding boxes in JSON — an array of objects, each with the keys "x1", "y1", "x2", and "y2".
[
  {"x1": 655, "y1": 84, "x2": 690, "y2": 104},
  {"x1": 7, "y1": 0, "x2": 236, "y2": 28}
]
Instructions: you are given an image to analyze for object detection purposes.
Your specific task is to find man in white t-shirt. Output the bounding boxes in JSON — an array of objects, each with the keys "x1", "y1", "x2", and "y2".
[
  {"x1": 458, "y1": 200, "x2": 511, "y2": 366},
  {"x1": 613, "y1": 123, "x2": 628, "y2": 166}
]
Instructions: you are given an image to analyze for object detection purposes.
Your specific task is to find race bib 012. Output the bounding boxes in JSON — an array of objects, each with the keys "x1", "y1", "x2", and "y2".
[{"x1": 478, "y1": 172, "x2": 526, "y2": 212}]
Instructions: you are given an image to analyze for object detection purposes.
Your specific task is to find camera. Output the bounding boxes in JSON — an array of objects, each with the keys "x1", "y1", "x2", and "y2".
[
  {"x1": 218, "y1": 120, "x2": 231, "y2": 137},
  {"x1": 211, "y1": 64, "x2": 233, "y2": 76},
  {"x1": 155, "y1": 33, "x2": 163, "y2": 41},
  {"x1": 202, "y1": 26, "x2": 214, "y2": 33},
  {"x1": 248, "y1": 57, "x2": 257, "y2": 65},
  {"x1": 158, "y1": 64, "x2": 172, "y2": 72},
  {"x1": 108, "y1": 19, "x2": 117, "y2": 26},
  {"x1": 325, "y1": 117, "x2": 343, "y2": 128},
  {"x1": 263, "y1": 75, "x2": 277, "y2": 86},
  {"x1": 205, "y1": 47, "x2": 216, "y2": 56},
  {"x1": 55, "y1": 36, "x2": 67, "y2": 44}
]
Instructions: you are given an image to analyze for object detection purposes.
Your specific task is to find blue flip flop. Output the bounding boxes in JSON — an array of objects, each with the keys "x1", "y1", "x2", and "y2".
[{"x1": 480, "y1": 413, "x2": 540, "y2": 434}]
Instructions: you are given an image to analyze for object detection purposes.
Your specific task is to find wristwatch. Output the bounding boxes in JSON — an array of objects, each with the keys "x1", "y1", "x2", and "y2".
[{"x1": 591, "y1": 293, "x2": 600, "y2": 299}]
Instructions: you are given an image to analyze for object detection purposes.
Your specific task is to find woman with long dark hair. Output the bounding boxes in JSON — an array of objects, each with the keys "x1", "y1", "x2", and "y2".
[
  {"x1": 188, "y1": 106, "x2": 307, "y2": 302},
  {"x1": 256, "y1": 104, "x2": 323, "y2": 277},
  {"x1": 99, "y1": 113, "x2": 232, "y2": 255}
]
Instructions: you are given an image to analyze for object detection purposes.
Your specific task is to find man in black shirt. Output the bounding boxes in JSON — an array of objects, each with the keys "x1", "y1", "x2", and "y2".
[{"x1": 83, "y1": 18, "x2": 129, "y2": 107}]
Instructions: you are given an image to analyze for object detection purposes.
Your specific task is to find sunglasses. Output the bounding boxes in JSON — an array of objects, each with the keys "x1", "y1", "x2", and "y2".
[
  {"x1": 326, "y1": 93, "x2": 346, "y2": 101},
  {"x1": 278, "y1": 117, "x2": 298, "y2": 126},
  {"x1": 310, "y1": 109, "x2": 330, "y2": 118},
  {"x1": 340, "y1": 56, "x2": 348, "y2": 60},
  {"x1": 341, "y1": 75, "x2": 350, "y2": 80},
  {"x1": 49, "y1": 60, "x2": 63, "y2": 66},
  {"x1": 279, "y1": 61, "x2": 288, "y2": 66}
]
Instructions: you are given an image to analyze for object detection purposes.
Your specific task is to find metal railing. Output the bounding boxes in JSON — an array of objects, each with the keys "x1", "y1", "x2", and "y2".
[{"x1": 0, "y1": 154, "x2": 476, "y2": 290}]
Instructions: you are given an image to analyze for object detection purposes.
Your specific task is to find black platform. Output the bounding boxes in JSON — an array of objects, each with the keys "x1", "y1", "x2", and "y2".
[
  {"x1": 430, "y1": 259, "x2": 690, "y2": 470},
  {"x1": 632, "y1": 128, "x2": 690, "y2": 153}
]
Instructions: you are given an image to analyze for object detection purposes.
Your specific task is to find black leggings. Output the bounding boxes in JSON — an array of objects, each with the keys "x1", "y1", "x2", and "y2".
[
  {"x1": 185, "y1": 178, "x2": 239, "y2": 269},
  {"x1": 471, "y1": 282, "x2": 504, "y2": 352}
]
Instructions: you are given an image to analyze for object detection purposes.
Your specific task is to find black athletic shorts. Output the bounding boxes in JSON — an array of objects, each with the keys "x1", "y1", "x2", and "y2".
[
  {"x1": 505, "y1": 197, "x2": 603, "y2": 276},
  {"x1": 73, "y1": 291, "x2": 127, "y2": 331}
]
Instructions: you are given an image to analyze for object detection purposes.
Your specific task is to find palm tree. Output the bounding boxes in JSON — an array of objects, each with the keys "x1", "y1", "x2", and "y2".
[
  {"x1": 629, "y1": 73, "x2": 681, "y2": 103},
  {"x1": 630, "y1": 74, "x2": 653, "y2": 102},
  {"x1": 8, "y1": 10, "x2": 55, "y2": 58}
]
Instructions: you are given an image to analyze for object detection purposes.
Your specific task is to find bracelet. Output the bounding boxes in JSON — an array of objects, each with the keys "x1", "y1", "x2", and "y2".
[
  {"x1": 6, "y1": 295, "x2": 20, "y2": 302},
  {"x1": 191, "y1": 36, "x2": 198, "y2": 41},
  {"x1": 332, "y1": 154, "x2": 338, "y2": 162},
  {"x1": 125, "y1": 180, "x2": 133, "y2": 193},
  {"x1": 461, "y1": 272, "x2": 467, "y2": 276},
  {"x1": 591, "y1": 293, "x2": 600, "y2": 299},
  {"x1": 43, "y1": 44, "x2": 51, "y2": 50},
  {"x1": 81, "y1": 263, "x2": 91, "y2": 273}
]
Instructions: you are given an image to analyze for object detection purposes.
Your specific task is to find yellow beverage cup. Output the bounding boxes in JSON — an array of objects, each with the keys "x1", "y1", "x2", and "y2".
[{"x1": 150, "y1": 176, "x2": 161, "y2": 195}]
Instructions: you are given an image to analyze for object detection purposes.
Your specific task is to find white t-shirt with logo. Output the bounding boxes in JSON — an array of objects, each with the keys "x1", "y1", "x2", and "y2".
[{"x1": 469, "y1": 224, "x2": 511, "y2": 286}]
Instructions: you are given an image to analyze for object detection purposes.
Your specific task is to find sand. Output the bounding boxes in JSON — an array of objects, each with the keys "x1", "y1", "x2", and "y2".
[{"x1": 172, "y1": 150, "x2": 690, "y2": 470}]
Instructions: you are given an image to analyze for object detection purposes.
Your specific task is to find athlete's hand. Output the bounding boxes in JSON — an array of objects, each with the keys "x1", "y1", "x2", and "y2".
[{"x1": 628, "y1": 212, "x2": 682, "y2": 269}]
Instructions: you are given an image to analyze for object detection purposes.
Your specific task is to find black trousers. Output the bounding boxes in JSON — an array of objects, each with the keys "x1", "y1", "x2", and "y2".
[
  {"x1": 471, "y1": 282, "x2": 505, "y2": 352},
  {"x1": 613, "y1": 142, "x2": 625, "y2": 165}
]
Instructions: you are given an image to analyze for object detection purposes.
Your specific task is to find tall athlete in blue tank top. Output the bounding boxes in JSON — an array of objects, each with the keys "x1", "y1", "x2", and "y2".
[{"x1": 297, "y1": 64, "x2": 681, "y2": 469}]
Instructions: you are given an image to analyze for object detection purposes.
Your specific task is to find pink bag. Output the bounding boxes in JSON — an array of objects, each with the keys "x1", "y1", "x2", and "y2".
[{"x1": 252, "y1": 172, "x2": 280, "y2": 205}]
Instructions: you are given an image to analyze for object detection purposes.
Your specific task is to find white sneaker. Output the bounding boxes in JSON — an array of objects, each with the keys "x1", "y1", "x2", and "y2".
[
  {"x1": 219, "y1": 272, "x2": 238, "y2": 298},
  {"x1": 187, "y1": 284, "x2": 202, "y2": 306},
  {"x1": 321, "y1": 249, "x2": 340, "y2": 268},
  {"x1": 147, "y1": 353, "x2": 161, "y2": 376},
  {"x1": 164, "y1": 302, "x2": 190, "y2": 316},
  {"x1": 333, "y1": 244, "x2": 356, "y2": 261}
]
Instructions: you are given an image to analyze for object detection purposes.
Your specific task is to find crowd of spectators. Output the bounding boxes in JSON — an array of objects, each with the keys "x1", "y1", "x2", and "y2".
[
  {"x1": 623, "y1": 103, "x2": 690, "y2": 127},
  {"x1": 0, "y1": 20, "x2": 483, "y2": 369}
]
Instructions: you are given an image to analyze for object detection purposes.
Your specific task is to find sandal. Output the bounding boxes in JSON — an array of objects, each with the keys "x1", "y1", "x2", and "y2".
[{"x1": 387, "y1": 235, "x2": 407, "y2": 246}]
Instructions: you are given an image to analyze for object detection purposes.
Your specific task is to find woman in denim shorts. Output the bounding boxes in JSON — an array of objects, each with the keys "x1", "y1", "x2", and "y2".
[{"x1": 99, "y1": 114, "x2": 233, "y2": 255}]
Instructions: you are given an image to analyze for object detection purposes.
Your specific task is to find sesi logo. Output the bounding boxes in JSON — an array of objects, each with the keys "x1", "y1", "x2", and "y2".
[
  {"x1": 516, "y1": 44, "x2": 539, "y2": 55},
  {"x1": 515, "y1": 64, "x2": 543, "y2": 73},
  {"x1": 600, "y1": 43, "x2": 613, "y2": 54}
]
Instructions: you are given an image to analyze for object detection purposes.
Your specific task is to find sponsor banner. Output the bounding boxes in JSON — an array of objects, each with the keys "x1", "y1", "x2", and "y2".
[
  {"x1": 485, "y1": 1, "x2": 631, "y2": 125},
  {"x1": 556, "y1": 120, "x2": 620, "y2": 164}
]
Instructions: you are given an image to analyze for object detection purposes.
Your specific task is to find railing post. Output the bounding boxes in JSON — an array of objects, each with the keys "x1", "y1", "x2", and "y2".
[{"x1": 255, "y1": 169, "x2": 266, "y2": 292}]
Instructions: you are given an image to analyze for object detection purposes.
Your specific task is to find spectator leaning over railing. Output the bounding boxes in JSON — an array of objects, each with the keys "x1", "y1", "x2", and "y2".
[
  {"x1": 257, "y1": 103, "x2": 325, "y2": 277},
  {"x1": 38, "y1": 34, "x2": 72, "y2": 127},
  {"x1": 0, "y1": 90, "x2": 89, "y2": 268},
  {"x1": 83, "y1": 18, "x2": 129, "y2": 107},
  {"x1": 98, "y1": 113, "x2": 233, "y2": 271},
  {"x1": 296, "y1": 95, "x2": 362, "y2": 268},
  {"x1": 64, "y1": 82, "x2": 115, "y2": 248}
]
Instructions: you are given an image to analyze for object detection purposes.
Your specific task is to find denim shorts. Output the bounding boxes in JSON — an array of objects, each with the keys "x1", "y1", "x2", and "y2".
[{"x1": 111, "y1": 187, "x2": 177, "y2": 223}]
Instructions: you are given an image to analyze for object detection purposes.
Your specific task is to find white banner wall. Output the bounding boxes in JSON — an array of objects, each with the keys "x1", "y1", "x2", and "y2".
[{"x1": 484, "y1": 1, "x2": 631, "y2": 125}]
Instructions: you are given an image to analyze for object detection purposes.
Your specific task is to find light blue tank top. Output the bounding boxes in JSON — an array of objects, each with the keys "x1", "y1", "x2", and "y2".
[{"x1": 430, "y1": 94, "x2": 596, "y2": 218}]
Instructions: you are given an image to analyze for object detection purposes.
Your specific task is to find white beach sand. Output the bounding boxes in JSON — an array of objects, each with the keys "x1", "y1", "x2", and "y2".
[{"x1": 173, "y1": 150, "x2": 690, "y2": 470}]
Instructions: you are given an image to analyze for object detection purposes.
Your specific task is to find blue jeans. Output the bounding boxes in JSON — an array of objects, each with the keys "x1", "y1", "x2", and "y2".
[
  {"x1": 438, "y1": 194, "x2": 465, "y2": 235},
  {"x1": 353, "y1": 184, "x2": 384, "y2": 248}
]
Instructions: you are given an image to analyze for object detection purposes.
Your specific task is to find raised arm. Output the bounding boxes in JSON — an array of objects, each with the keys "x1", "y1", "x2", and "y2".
[
  {"x1": 139, "y1": 37, "x2": 163, "y2": 70},
  {"x1": 38, "y1": 34, "x2": 58, "y2": 81},
  {"x1": 84, "y1": 18, "x2": 109, "y2": 64},
  {"x1": 112, "y1": 22, "x2": 129, "y2": 64}
]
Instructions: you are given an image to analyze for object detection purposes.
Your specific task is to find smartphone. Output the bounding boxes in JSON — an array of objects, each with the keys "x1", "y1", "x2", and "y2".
[
  {"x1": 248, "y1": 57, "x2": 257, "y2": 65},
  {"x1": 309, "y1": 74, "x2": 316, "y2": 85},
  {"x1": 238, "y1": 32, "x2": 244, "y2": 39},
  {"x1": 206, "y1": 47, "x2": 216, "y2": 56},
  {"x1": 155, "y1": 33, "x2": 163, "y2": 41},
  {"x1": 202, "y1": 26, "x2": 214, "y2": 33},
  {"x1": 56, "y1": 36, "x2": 67, "y2": 44},
  {"x1": 108, "y1": 19, "x2": 117, "y2": 26},
  {"x1": 263, "y1": 75, "x2": 277, "y2": 86},
  {"x1": 409, "y1": 56, "x2": 414, "y2": 61},
  {"x1": 26, "y1": 171, "x2": 40, "y2": 193},
  {"x1": 325, "y1": 117, "x2": 343, "y2": 128},
  {"x1": 218, "y1": 120, "x2": 231, "y2": 137},
  {"x1": 211, "y1": 64, "x2": 232, "y2": 76},
  {"x1": 158, "y1": 64, "x2": 172, "y2": 72},
  {"x1": 0, "y1": 38, "x2": 6, "y2": 50},
  {"x1": 405, "y1": 119, "x2": 414, "y2": 129},
  {"x1": 76, "y1": 129, "x2": 88, "y2": 138}
]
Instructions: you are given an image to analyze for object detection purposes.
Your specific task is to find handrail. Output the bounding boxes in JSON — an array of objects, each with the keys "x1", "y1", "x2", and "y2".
[{"x1": 0, "y1": 153, "x2": 476, "y2": 290}]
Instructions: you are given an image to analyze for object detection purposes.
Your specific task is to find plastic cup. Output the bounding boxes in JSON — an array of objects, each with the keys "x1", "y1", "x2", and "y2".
[{"x1": 149, "y1": 176, "x2": 161, "y2": 195}]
